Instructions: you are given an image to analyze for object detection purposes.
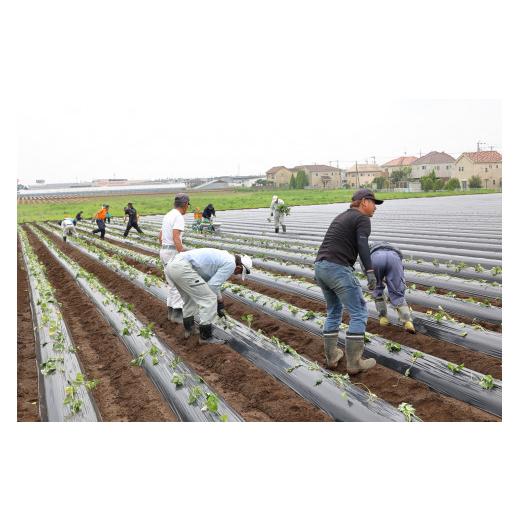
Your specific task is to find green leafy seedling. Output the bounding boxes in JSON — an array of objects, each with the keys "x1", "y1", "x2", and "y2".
[
  {"x1": 479, "y1": 374, "x2": 495, "y2": 390},
  {"x1": 447, "y1": 362, "x2": 464, "y2": 374}
]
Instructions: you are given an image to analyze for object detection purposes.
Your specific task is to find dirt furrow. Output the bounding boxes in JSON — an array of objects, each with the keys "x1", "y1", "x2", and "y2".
[{"x1": 17, "y1": 239, "x2": 40, "y2": 421}]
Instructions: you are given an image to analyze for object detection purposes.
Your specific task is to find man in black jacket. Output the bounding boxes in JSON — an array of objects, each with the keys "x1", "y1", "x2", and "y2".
[
  {"x1": 123, "y1": 202, "x2": 144, "y2": 237},
  {"x1": 314, "y1": 189, "x2": 383, "y2": 373}
]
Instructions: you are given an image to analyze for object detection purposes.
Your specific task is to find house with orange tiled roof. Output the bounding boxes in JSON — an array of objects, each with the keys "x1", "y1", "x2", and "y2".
[
  {"x1": 410, "y1": 151, "x2": 456, "y2": 179},
  {"x1": 452, "y1": 151, "x2": 502, "y2": 189},
  {"x1": 381, "y1": 156, "x2": 417, "y2": 176},
  {"x1": 265, "y1": 166, "x2": 294, "y2": 187}
]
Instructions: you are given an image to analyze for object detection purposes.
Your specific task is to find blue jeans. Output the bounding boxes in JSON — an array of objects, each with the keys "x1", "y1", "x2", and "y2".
[{"x1": 314, "y1": 260, "x2": 368, "y2": 334}]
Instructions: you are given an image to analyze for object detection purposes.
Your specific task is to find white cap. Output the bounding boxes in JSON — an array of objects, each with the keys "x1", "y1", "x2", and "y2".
[
  {"x1": 272, "y1": 195, "x2": 278, "y2": 201},
  {"x1": 240, "y1": 255, "x2": 253, "y2": 280}
]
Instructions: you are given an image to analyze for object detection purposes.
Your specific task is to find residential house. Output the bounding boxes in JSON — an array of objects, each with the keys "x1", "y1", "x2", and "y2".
[
  {"x1": 265, "y1": 166, "x2": 294, "y2": 188},
  {"x1": 345, "y1": 163, "x2": 385, "y2": 188},
  {"x1": 293, "y1": 164, "x2": 344, "y2": 188},
  {"x1": 410, "y1": 151, "x2": 456, "y2": 179},
  {"x1": 452, "y1": 151, "x2": 502, "y2": 189},
  {"x1": 381, "y1": 156, "x2": 417, "y2": 176}
]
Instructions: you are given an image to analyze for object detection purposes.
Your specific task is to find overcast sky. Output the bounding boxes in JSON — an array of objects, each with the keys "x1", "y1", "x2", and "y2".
[{"x1": 15, "y1": 2, "x2": 502, "y2": 184}]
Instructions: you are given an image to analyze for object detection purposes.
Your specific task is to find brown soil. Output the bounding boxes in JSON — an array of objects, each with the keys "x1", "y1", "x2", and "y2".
[
  {"x1": 25, "y1": 229, "x2": 178, "y2": 422},
  {"x1": 221, "y1": 297, "x2": 499, "y2": 422},
  {"x1": 237, "y1": 279, "x2": 502, "y2": 380},
  {"x1": 35, "y1": 226, "x2": 331, "y2": 422},
  {"x1": 17, "y1": 240, "x2": 40, "y2": 421}
]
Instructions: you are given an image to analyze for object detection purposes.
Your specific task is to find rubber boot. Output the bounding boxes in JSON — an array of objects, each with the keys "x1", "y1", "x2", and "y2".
[
  {"x1": 63, "y1": 236, "x2": 67, "y2": 242},
  {"x1": 167, "y1": 306, "x2": 183, "y2": 324},
  {"x1": 282, "y1": 225, "x2": 287, "y2": 233},
  {"x1": 397, "y1": 304, "x2": 416, "y2": 334},
  {"x1": 375, "y1": 297, "x2": 389, "y2": 326},
  {"x1": 182, "y1": 316, "x2": 199, "y2": 338},
  {"x1": 198, "y1": 324, "x2": 225, "y2": 345},
  {"x1": 274, "y1": 227, "x2": 279, "y2": 233},
  {"x1": 323, "y1": 332, "x2": 344, "y2": 369},
  {"x1": 345, "y1": 333, "x2": 376, "y2": 375}
]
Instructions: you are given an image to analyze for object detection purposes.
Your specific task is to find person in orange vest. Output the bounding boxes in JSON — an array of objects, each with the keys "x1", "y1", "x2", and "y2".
[{"x1": 92, "y1": 204, "x2": 109, "y2": 239}]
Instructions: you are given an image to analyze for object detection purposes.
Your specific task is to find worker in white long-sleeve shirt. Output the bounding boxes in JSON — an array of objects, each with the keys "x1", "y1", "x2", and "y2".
[
  {"x1": 269, "y1": 195, "x2": 287, "y2": 233},
  {"x1": 61, "y1": 217, "x2": 76, "y2": 242},
  {"x1": 165, "y1": 248, "x2": 253, "y2": 344},
  {"x1": 159, "y1": 193, "x2": 190, "y2": 323}
]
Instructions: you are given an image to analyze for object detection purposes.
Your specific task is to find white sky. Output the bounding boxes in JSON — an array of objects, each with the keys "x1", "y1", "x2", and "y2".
[{"x1": 14, "y1": 1, "x2": 502, "y2": 184}]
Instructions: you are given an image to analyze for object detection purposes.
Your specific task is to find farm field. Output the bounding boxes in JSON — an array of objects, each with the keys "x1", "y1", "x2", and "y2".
[
  {"x1": 17, "y1": 193, "x2": 502, "y2": 422},
  {"x1": 16, "y1": 187, "x2": 499, "y2": 223}
]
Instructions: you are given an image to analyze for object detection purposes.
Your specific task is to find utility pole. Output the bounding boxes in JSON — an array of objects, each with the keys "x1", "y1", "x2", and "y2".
[
  {"x1": 370, "y1": 156, "x2": 376, "y2": 165},
  {"x1": 355, "y1": 161, "x2": 360, "y2": 188},
  {"x1": 477, "y1": 141, "x2": 486, "y2": 152}
]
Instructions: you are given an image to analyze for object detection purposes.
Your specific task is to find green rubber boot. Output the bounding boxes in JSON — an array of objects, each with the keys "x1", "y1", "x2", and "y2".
[
  {"x1": 323, "y1": 332, "x2": 344, "y2": 369},
  {"x1": 345, "y1": 334, "x2": 376, "y2": 375}
]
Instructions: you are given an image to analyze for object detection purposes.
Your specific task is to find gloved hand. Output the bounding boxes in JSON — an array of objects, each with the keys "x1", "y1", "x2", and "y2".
[
  {"x1": 366, "y1": 270, "x2": 377, "y2": 291},
  {"x1": 217, "y1": 300, "x2": 226, "y2": 318}
]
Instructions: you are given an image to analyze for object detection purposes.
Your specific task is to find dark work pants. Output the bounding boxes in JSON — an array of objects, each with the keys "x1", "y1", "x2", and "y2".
[
  {"x1": 371, "y1": 249, "x2": 406, "y2": 306},
  {"x1": 93, "y1": 219, "x2": 106, "y2": 238},
  {"x1": 124, "y1": 221, "x2": 143, "y2": 237}
]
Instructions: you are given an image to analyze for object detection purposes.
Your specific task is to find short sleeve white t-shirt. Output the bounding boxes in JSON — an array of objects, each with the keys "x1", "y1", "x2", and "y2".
[{"x1": 161, "y1": 208, "x2": 185, "y2": 246}]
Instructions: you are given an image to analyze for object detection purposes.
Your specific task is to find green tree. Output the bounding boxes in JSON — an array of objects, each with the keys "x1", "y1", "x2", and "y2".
[
  {"x1": 373, "y1": 176, "x2": 388, "y2": 190},
  {"x1": 295, "y1": 170, "x2": 309, "y2": 189},
  {"x1": 468, "y1": 175, "x2": 482, "y2": 188},
  {"x1": 444, "y1": 178, "x2": 460, "y2": 190},
  {"x1": 289, "y1": 174, "x2": 297, "y2": 189},
  {"x1": 390, "y1": 166, "x2": 412, "y2": 184},
  {"x1": 434, "y1": 178, "x2": 445, "y2": 191},
  {"x1": 420, "y1": 177, "x2": 434, "y2": 192}
]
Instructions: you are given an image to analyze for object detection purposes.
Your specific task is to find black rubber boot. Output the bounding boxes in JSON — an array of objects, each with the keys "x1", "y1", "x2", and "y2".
[
  {"x1": 274, "y1": 227, "x2": 279, "y2": 233},
  {"x1": 198, "y1": 324, "x2": 225, "y2": 345},
  {"x1": 182, "y1": 316, "x2": 199, "y2": 338},
  {"x1": 282, "y1": 225, "x2": 286, "y2": 233},
  {"x1": 63, "y1": 236, "x2": 67, "y2": 242}
]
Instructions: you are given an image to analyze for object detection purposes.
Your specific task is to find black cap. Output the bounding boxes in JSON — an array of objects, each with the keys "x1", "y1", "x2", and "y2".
[
  {"x1": 352, "y1": 189, "x2": 383, "y2": 205},
  {"x1": 174, "y1": 193, "x2": 190, "y2": 206}
]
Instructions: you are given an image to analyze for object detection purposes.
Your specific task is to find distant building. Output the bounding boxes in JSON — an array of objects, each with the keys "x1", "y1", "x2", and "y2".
[
  {"x1": 452, "y1": 151, "x2": 502, "y2": 189},
  {"x1": 410, "y1": 151, "x2": 456, "y2": 179},
  {"x1": 92, "y1": 178, "x2": 129, "y2": 187},
  {"x1": 265, "y1": 166, "x2": 294, "y2": 187},
  {"x1": 345, "y1": 163, "x2": 385, "y2": 188},
  {"x1": 293, "y1": 164, "x2": 344, "y2": 188},
  {"x1": 381, "y1": 156, "x2": 417, "y2": 176}
]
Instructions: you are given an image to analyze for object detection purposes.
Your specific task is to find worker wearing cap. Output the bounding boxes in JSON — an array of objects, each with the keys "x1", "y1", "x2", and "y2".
[
  {"x1": 368, "y1": 241, "x2": 415, "y2": 333},
  {"x1": 269, "y1": 195, "x2": 287, "y2": 233},
  {"x1": 159, "y1": 193, "x2": 190, "y2": 323},
  {"x1": 314, "y1": 188, "x2": 383, "y2": 373},
  {"x1": 166, "y1": 247, "x2": 253, "y2": 344},
  {"x1": 123, "y1": 202, "x2": 144, "y2": 237},
  {"x1": 92, "y1": 204, "x2": 109, "y2": 239},
  {"x1": 61, "y1": 217, "x2": 76, "y2": 242}
]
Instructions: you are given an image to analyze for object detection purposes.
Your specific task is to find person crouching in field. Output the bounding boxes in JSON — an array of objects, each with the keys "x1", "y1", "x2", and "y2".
[
  {"x1": 165, "y1": 248, "x2": 253, "y2": 344},
  {"x1": 368, "y1": 242, "x2": 416, "y2": 333},
  {"x1": 61, "y1": 217, "x2": 76, "y2": 242}
]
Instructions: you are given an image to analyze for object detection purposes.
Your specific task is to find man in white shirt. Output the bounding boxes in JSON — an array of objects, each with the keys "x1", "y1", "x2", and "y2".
[
  {"x1": 159, "y1": 193, "x2": 190, "y2": 323},
  {"x1": 269, "y1": 195, "x2": 287, "y2": 233},
  {"x1": 166, "y1": 248, "x2": 253, "y2": 344},
  {"x1": 61, "y1": 217, "x2": 76, "y2": 242}
]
